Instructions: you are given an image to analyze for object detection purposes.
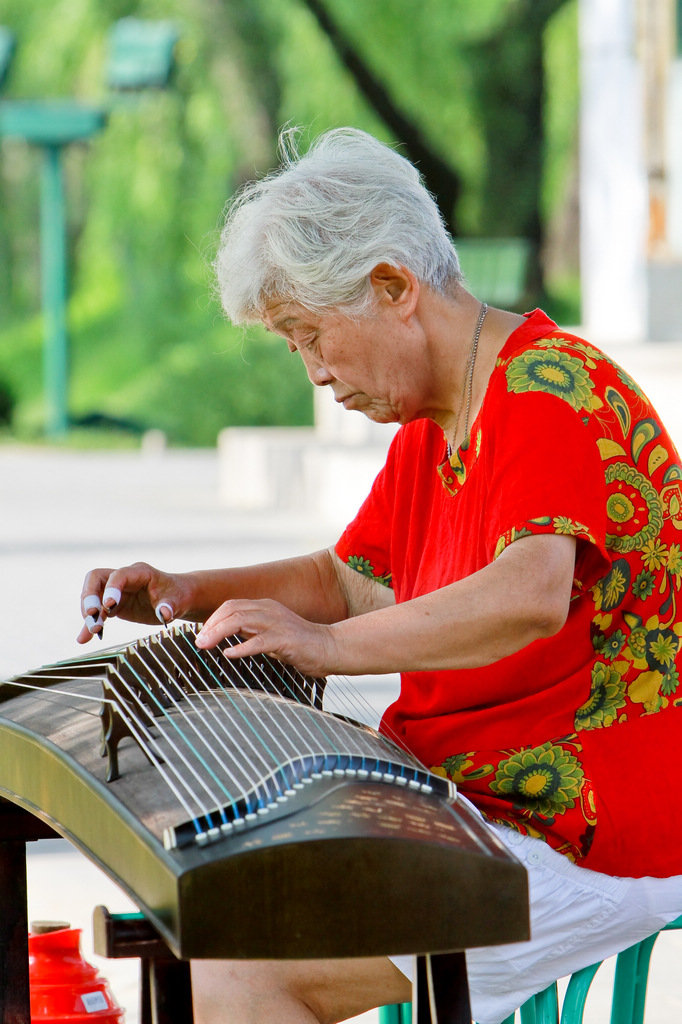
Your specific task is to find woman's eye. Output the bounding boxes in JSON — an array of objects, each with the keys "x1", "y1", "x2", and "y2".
[{"x1": 286, "y1": 333, "x2": 315, "y2": 354}]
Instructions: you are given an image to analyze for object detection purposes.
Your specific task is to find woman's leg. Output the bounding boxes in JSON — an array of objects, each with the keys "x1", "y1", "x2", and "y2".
[{"x1": 191, "y1": 955, "x2": 411, "y2": 1024}]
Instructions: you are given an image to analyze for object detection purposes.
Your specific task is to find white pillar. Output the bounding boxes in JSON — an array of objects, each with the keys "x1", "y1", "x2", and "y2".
[
  {"x1": 667, "y1": 61, "x2": 682, "y2": 257},
  {"x1": 579, "y1": 0, "x2": 647, "y2": 343}
]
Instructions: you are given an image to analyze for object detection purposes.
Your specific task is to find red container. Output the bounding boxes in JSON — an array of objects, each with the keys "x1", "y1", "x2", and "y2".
[{"x1": 29, "y1": 923, "x2": 124, "y2": 1022}]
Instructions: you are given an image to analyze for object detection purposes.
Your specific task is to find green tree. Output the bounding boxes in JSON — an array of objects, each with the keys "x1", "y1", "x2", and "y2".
[
  {"x1": 0, "y1": 0, "x2": 579, "y2": 444},
  {"x1": 281, "y1": 0, "x2": 574, "y2": 297}
]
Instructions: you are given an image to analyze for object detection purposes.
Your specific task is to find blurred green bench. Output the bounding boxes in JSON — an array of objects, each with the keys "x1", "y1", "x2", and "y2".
[{"x1": 456, "y1": 237, "x2": 531, "y2": 308}]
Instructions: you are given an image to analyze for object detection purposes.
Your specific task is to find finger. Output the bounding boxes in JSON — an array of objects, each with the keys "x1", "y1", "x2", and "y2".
[
  {"x1": 76, "y1": 622, "x2": 95, "y2": 644},
  {"x1": 101, "y1": 562, "x2": 155, "y2": 597},
  {"x1": 82, "y1": 593, "x2": 102, "y2": 616},
  {"x1": 84, "y1": 612, "x2": 105, "y2": 637},
  {"x1": 195, "y1": 621, "x2": 238, "y2": 649},
  {"x1": 81, "y1": 594, "x2": 106, "y2": 641},
  {"x1": 195, "y1": 601, "x2": 256, "y2": 648},
  {"x1": 79, "y1": 569, "x2": 112, "y2": 618},
  {"x1": 220, "y1": 635, "x2": 273, "y2": 660},
  {"x1": 90, "y1": 562, "x2": 168, "y2": 625},
  {"x1": 155, "y1": 601, "x2": 174, "y2": 624},
  {"x1": 102, "y1": 586, "x2": 122, "y2": 611}
]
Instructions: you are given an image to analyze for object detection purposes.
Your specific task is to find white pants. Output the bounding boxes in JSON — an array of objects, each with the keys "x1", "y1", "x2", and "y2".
[{"x1": 390, "y1": 816, "x2": 682, "y2": 1024}]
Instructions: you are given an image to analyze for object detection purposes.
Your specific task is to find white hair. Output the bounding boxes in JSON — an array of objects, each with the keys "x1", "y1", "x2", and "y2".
[{"x1": 214, "y1": 127, "x2": 462, "y2": 324}]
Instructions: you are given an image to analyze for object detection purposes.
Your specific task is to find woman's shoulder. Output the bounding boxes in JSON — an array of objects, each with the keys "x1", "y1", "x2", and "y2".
[{"x1": 493, "y1": 317, "x2": 652, "y2": 429}]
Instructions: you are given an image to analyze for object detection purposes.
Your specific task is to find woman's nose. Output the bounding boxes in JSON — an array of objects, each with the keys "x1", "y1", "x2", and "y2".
[
  {"x1": 301, "y1": 351, "x2": 334, "y2": 387},
  {"x1": 310, "y1": 364, "x2": 334, "y2": 387}
]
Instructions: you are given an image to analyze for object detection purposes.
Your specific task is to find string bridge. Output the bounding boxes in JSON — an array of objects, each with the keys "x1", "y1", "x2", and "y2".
[{"x1": 163, "y1": 753, "x2": 456, "y2": 851}]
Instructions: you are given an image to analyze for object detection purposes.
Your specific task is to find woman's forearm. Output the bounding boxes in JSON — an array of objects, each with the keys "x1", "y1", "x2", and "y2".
[
  {"x1": 324, "y1": 534, "x2": 576, "y2": 674},
  {"x1": 78, "y1": 548, "x2": 394, "y2": 644},
  {"x1": 182, "y1": 549, "x2": 350, "y2": 624}
]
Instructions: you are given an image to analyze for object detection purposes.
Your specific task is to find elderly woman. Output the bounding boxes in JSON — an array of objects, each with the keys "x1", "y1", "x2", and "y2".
[{"x1": 79, "y1": 129, "x2": 682, "y2": 1024}]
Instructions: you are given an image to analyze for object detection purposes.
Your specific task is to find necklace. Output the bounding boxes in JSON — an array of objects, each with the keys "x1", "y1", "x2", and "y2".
[{"x1": 446, "y1": 301, "x2": 488, "y2": 458}]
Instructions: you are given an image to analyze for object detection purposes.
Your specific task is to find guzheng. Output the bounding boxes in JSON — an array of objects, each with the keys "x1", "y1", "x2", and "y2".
[{"x1": 0, "y1": 625, "x2": 528, "y2": 960}]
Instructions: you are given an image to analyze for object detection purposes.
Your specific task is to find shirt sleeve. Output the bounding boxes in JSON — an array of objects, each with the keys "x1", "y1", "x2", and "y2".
[{"x1": 486, "y1": 388, "x2": 611, "y2": 594}]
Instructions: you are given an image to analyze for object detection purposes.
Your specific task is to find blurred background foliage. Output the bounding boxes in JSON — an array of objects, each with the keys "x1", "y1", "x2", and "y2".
[{"x1": 0, "y1": 0, "x2": 579, "y2": 446}]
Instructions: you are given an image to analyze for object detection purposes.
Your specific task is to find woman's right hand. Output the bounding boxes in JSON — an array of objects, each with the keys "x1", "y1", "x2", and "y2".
[{"x1": 77, "y1": 561, "x2": 194, "y2": 643}]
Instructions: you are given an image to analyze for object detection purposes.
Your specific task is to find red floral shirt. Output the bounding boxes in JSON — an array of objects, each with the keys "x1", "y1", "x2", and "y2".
[{"x1": 336, "y1": 310, "x2": 682, "y2": 877}]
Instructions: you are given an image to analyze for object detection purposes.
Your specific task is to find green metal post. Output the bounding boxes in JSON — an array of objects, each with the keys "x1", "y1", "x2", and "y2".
[{"x1": 40, "y1": 143, "x2": 69, "y2": 438}]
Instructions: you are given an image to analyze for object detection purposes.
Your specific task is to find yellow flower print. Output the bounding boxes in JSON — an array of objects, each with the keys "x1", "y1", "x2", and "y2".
[
  {"x1": 647, "y1": 630, "x2": 679, "y2": 669},
  {"x1": 506, "y1": 349, "x2": 597, "y2": 413},
  {"x1": 604, "y1": 564, "x2": 629, "y2": 609},
  {"x1": 553, "y1": 516, "x2": 591, "y2": 537},
  {"x1": 641, "y1": 537, "x2": 669, "y2": 571},
  {"x1": 627, "y1": 670, "x2": 667, "y2": 713},
  {"x1": 491, "y1": 742, "x2": 583, "y2": 817},
  {"x1": 591, "y1": 579, "x2": 604, "y2": 611},
  {"x1": 575, "y1": 662, "x2": 627, "y2": 730},
  {"x1": 604, "y1": 464, "x2": 664, "y2": 553},
  {"x1": 596, "y1": 559, "x2": 631, "y2": 612},
  {"x1": 667, "y1": 543, "x2": 682, "y2": 580},
  {"x1": 572, "y1": 340, "x2": 607, "y2": 367},
  {"x1": 627, "y1": 628, "x2": 648, "y2": 662},
  {"x1": 436, "y1": 753, "x2": 494, "y2": 783}
]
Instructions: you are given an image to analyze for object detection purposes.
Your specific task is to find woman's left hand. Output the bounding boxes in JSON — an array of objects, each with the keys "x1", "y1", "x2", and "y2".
[{"x1": 195, "y1": 598, "x2": 339, "y2": 677}]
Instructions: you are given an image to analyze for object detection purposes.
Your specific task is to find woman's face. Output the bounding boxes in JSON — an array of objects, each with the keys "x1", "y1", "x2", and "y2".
[{"x1": 262, "y1": 274, "x2": 434, "y2": 425}]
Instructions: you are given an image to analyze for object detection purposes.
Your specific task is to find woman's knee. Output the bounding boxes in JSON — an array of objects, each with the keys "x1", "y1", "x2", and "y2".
[{"x1": 190, "y1": 956, "x2": 410, "y2": 1024}]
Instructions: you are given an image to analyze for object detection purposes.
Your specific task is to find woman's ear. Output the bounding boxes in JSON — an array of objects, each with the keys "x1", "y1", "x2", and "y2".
[{"x1": 369, "y1": 264, "x2": 419, "y2": 317}]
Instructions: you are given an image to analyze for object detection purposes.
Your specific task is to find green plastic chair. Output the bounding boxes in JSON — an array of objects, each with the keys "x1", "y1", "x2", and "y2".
[
  {"x1": 377, "y1": 916, "x2": 682, "y2": 1024},
  {"x1": 378, "y1": 1003, "x2": 411, "y2": 1024}
]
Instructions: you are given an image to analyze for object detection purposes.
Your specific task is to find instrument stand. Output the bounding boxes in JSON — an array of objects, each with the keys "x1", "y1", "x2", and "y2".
[
  {"x1": 93, "y1": 906, "x2": 473, "y2": 1024},
  {"x1": 93, "y1": 906, "x2": 193, "y2": 1024},
  {"x1": 414, "y1": 952, "x2": 472, "y2": 1024},
  {"x1": 0, "y1": 801, "x2": 191, "y2": 1024},
  {"x1": 0, "y1": 800, "x2": 59, "y2": 1024}
]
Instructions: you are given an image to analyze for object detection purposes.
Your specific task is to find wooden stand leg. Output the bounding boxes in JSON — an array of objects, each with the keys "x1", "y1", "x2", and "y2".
[
  {"x1": 0, "y1": 800, "x2": 61, "y2": 1024},
  {"x1": 93, "y1": 906, "x2": 194, "y2": 1024},
  {"x1": 145, "y1": 958, "x2": 194, "y2": 1024},
  {"x1": 415, "y1": 952, "x2": 471, "y2": 1024},
  {"x1": 0, "y1": 839, "x2": 31, "y2": 1024}
]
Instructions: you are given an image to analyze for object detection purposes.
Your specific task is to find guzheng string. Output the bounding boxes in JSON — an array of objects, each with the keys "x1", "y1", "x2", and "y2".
[
  {"x1": 3, "y1": 666, "x2": 229, "y2": 827},
  {"x1": 128, "y1": 633, "x2": 335, "y2": 797},
  {"x1": 2, "y1": 624, "x2": 431, "y2": 846},
  {"x1": 1, "y1": 673, "x2": 217, "y2": 828},
  {"x1": 173, "y1": 636, "x2": 336, "y2": 772},
  {"x1": 109, "y1": 661, "x2": 243, "y2": 821}
]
